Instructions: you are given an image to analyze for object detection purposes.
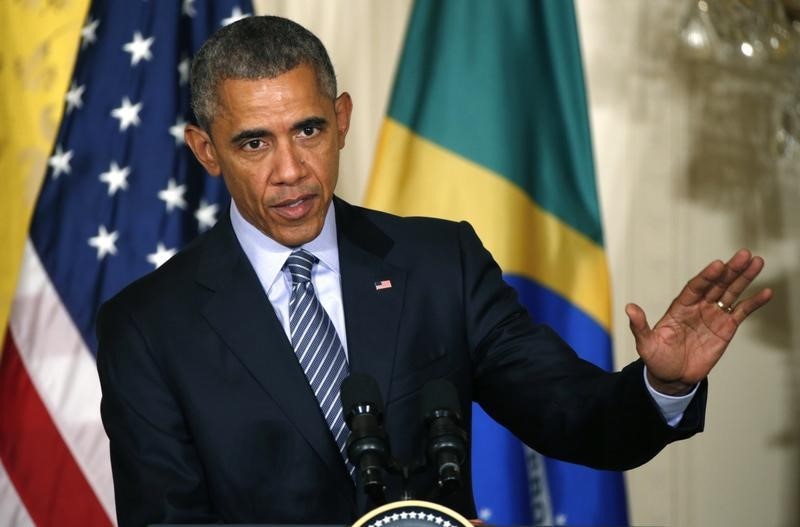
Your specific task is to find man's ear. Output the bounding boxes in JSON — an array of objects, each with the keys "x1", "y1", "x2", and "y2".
[
  {"x1": 184, "y1": 124, "x2": 222, "y2": 176},
  {"x1": 334, "y1": 92, "x2": 353, "y2": 150}
]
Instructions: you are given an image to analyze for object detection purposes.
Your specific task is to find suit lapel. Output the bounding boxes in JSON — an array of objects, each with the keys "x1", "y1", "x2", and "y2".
[
  {"x1": 335, "y1": 199, "x2": 406, "y2": 406},
  {"x1": 195, "y1": 212, "x2": 354, "y2": 498}
]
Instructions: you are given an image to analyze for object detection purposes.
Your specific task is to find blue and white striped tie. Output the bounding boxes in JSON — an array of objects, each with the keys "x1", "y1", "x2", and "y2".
[{"x1": 285, "y1": 249, "x2": 353, "y2": 476}]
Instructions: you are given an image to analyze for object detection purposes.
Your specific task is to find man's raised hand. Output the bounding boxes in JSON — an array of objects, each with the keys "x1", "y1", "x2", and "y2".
[{"x1": 625, "y1": 249, "x2": 773, "y2": 395}]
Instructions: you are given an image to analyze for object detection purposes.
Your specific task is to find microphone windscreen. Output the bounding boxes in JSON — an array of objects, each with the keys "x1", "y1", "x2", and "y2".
[
  {"x1": 340, "y1": 373, "x2": 384, "y2": 413},
  {"x1": 420, "y1": 378, "x2": 460, "y2": 418}
]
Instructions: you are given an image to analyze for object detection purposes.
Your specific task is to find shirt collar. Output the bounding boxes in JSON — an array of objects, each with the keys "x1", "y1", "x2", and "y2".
[{"x1": 229, "y1": 199, "x2": 339, "y2": 287}]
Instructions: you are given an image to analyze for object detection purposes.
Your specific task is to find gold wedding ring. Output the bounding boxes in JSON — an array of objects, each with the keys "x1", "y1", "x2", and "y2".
[{"x1": 717, "y1": 300, "x2": 734, "y2": 313}]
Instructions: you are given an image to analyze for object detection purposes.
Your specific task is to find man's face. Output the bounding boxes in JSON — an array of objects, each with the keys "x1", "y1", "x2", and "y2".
[{"x1": 185, "y1": 64, "x2": 352, "y2": 247}]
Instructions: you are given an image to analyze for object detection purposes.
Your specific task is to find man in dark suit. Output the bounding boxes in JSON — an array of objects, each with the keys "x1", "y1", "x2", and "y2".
[{"x1": 96, "y1": 15, "x2": 773, "y2": 527}]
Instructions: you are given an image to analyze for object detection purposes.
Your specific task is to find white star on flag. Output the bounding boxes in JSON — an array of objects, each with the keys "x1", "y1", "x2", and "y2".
[
  {"x1": 147, "y1": 243, "x2": 177, "y2": 269},
  {"x1": 123, "y1": 31, "x2": 155, "y2": 66},
  {"x1": 158, "y1": 178, "x2": 188, "y2": 211},
  {"x1": 182, "y1": 0, "x2": 196, "y2": 17},
  {"x1": 99, "y1": 162, "x2": 131, "y2": 195},
  {"x1": 478, "y1": 508, "x2": 492, "y2": 521},
  {"x1": 65, "y1": 82, "x2": 85, "y2": 114},
  {"x1": 194, "y1": 200, "x2": 219, "y2": 231},
  {"x1": 88, "y1": 225, "x2": 119, "y2": 259},
  {"x1": 111, "y1": 97, "x2": 143, "y2": 131},
  {"x1": 48, "y1": 145, "x2": 73, "y2": 179},
  {"x1": 169, "y1": 116, "x2": 187, "y2": 146},
  {"x1": 81, "y1": 16, "x2": 100, "y2": 49},
  {"x1": 178, "y1": 57, "x2": 191, "y2": 85},
  {"x1": 221, "y1": 6, "x2": 250, "y2": 26}
]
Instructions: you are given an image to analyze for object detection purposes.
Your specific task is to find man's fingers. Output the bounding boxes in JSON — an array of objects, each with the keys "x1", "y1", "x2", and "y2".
[
  {"x1": 716, "y1": 255, "x2": 765, "y2": 309},
  {"x1": 678, "y1": 250, "x2": 763, "y2": 310},
  {"x1": 676, "y1": 259, "x2": 726, "y2": 307},
  {"x1": 703, "y1": 249, "x2": 753, "y2": 304},
  {"x1": 731, "y1": 288, "x2": 774, "y2": 324},
  {"x1": 625, "y1": 303, "x2": 651, "y2": 343}
]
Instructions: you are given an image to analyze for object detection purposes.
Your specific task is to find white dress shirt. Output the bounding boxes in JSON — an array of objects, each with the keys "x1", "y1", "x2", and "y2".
[
  {"x1": 230, "y1": 201, "x2": 349, "y2": 356},
  {"x1": 228, "y1": 200, "x2": 695, "y2": 426},
  {"x1": 644, "y1": 368, "x2": 697, "y2": 426}
]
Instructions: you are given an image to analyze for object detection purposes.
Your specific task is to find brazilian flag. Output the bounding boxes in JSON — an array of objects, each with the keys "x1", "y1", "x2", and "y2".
[{"x1": 365, "y1": 1, "x2": 628, "y2": 525}]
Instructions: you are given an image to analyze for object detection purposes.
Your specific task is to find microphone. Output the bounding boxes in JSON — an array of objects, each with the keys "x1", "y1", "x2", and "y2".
[
  {"x1": 340, "y1": 373, "x2": 389, "y2": 503},
  {"x1": 421, "y1": 379, "x2": 467, "y2": 495}
]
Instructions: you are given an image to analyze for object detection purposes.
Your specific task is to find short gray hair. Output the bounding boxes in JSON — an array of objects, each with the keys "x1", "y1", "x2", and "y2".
[{"x1": 190, "y1": 16, "x2": 337, "y2": 131}]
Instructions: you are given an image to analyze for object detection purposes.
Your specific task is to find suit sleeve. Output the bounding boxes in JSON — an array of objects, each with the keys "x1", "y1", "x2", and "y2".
[
  {"x1": 96, "y1": 297, "x2": 218, "y2": 527},
  {"x1": 457, "y1": 221, "x2": 706, "y2": 470}
]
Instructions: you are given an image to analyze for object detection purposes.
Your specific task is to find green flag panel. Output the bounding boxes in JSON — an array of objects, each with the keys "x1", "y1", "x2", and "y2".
[{"x1": 387, "y1": 0, "x2": 603, "y2": 245}]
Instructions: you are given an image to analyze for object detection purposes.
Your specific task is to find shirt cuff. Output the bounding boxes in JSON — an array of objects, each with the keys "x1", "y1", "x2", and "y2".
[{"x1": 643, "y1": 366, "x2": 699, "y2": 427}]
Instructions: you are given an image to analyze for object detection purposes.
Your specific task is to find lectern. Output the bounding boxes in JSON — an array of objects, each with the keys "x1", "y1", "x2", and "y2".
[{"x1": 151, "y1": 499, "x2": 474, "y2": 527}]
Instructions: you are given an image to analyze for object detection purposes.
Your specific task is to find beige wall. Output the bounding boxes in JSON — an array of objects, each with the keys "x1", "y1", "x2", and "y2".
[
  {"x1": 579, "y1": 2, "x2": 800, "y2": 526},
  {"x1": 257, "y1": 1, "x2": 800, "y2": 525}
]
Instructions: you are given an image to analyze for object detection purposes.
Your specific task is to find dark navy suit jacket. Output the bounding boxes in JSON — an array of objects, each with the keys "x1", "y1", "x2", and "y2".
[{"x1": 97, "y1": 197, "x2": 706, "y2": 527}]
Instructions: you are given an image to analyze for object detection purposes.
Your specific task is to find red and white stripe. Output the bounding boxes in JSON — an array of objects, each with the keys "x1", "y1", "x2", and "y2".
[
  {"x1": 0, "y1": 461, "x2": 35, "y2": 527},
  {"x1": 0, "y1": 240, "x2": 115, "y2": 526}
]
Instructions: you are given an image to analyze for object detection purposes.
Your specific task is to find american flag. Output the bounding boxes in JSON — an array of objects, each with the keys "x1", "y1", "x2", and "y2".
[
  {"x1": 0, "y1": 1, "x2": 252, "y2": 525},
  {"x1": 374, "y1": 280, "x2": 392, "y2": 291}
]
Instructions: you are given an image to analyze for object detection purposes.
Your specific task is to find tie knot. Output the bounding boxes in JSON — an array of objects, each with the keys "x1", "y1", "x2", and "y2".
[{"x1": 285, "y1": 249, "x2": 318, "y2": 284}]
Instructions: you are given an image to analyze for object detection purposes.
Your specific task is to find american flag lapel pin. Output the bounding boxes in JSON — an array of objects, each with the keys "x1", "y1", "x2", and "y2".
[{"x1": 374, "y1": 279, "x2": 392, "y2": 291}]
